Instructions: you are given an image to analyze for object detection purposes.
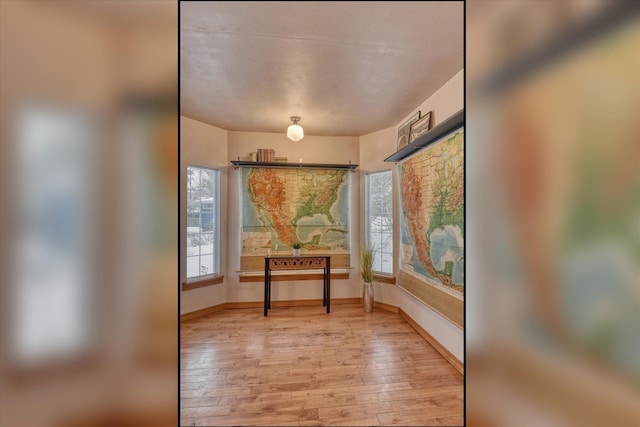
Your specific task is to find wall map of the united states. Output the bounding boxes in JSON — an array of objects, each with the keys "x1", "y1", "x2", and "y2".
[
  {"x1": 242, "y1": 168, "x2": 349, "y2": 254},
  {"x1": 399, "y1": 129, "x2": 464, "y2": 294}
]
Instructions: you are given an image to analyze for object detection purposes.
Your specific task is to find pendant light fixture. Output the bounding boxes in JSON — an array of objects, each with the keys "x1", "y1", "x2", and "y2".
[{"x1": 287, "y1": 116, "x2": 304, "y2": 142}]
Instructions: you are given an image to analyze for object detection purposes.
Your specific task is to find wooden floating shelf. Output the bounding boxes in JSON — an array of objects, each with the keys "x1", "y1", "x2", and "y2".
[
  {"x1": 231, "y1": 161, "x2": 358, "y2": 170},
  {"x1": 384, "y1": 109, "x2": 464, "y2": 163}
]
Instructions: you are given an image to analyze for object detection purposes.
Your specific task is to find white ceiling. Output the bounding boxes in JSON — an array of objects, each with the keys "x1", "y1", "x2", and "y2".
[{"x1": 180, "y1": 1, "x2": 463, "y2": 137}]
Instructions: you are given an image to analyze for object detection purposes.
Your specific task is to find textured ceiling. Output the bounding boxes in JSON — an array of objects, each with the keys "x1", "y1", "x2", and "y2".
[{"x1": 181, "y1": 1, "x2": 463, "y2": 137}]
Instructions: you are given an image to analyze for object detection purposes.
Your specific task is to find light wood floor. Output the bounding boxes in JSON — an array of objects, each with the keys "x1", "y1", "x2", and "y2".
[{"x1": 180, "y1": 303, "x2": 463, "y2": 426}]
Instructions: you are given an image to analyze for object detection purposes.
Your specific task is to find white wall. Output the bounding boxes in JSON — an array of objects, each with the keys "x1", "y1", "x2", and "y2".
[
  {"x1": 359, "y1": 69, "x2": 464, "y2": 362},
  {"x1": 180, "y1": 116, "x2": 228, "y2": 314},
  {"x1": 358, "y1": 126, "x2": 401, "y2": 308},
  {"x1": 226, "y1": 131, "x2": 361, "y2": 303}
]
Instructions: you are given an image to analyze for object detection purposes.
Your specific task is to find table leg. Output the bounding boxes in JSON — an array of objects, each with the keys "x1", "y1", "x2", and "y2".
[
  {"x1": 323, "y1": 268, "x2": 327, "y2": 307},
  {"x1": 264, "y1": 264, "x2": 268, "y2": 317},
  {"x1": 268, "y1": 271, "x2": 272, "y2": 309},
  {"x1": 326, "y1": 257, "x2": 331, "y2": 314}
]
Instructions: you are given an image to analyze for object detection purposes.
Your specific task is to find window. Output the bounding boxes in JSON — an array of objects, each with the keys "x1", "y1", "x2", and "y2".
[
  {"x1": 15, "y1": 107, "x2": 94, "y2": 364},
  {"x1": 186, "y1": 166, "x2": 219, "y2": 279},
  {"x1": 366, "y1": 170, "x2": 393, "y2": 274}
]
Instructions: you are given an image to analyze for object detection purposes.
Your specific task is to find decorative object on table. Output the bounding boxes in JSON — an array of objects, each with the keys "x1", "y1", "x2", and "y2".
[
  {"x1": 287, "y1": 116, "x2": 304, "y2": 142},
  {"x1": 291, "y1": 241, "x2": 302, "y2": 257},
  {"x1": 397, "y1": 111, "x2": 420, "y2": 151},
  {"x1": 274, "y1": 156, "x2": 288, "y2": 162},
  {"x1": 361, "y1": 244, "x2": 374, "y2": 312},
  {"x1": 408, "y1": 110, "x2": 433, "y2": 144},
  {"x1": 250, "y1": 152, "x2": 257, "y2": 161}
]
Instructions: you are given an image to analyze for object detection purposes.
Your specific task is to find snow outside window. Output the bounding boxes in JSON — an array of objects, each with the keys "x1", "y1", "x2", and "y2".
[
  {"x1": 366, "y1": 170, "x2": 393, "y2": 274},
  {"x1": 186, "y1": 166, "x2": 219, "y2": 279}
]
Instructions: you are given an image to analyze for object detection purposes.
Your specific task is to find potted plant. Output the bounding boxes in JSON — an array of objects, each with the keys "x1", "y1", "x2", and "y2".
[
  {"x1": 361, "y1": 244, "x2": 374, "y2": 312},
  {"x1": 292, "y1": 242, "x2": 302, "y2": 257}
]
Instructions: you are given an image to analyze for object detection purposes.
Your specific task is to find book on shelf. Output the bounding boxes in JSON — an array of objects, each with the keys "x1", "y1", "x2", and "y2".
[{"x1": 257, "y1": 148, "x2": 275, "y2": 162}]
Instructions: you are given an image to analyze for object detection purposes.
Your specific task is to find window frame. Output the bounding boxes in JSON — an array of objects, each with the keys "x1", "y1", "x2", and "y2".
[
  {"x1": 185, "y1": 164, "x2": 220, "y2": 282},
  {"x1": 365, "y1": 169, "x2": 394, "y2": 276}
]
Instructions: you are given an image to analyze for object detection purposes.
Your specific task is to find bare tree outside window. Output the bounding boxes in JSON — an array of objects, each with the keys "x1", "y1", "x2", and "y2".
[
  {"x1": 186, "y1": 166, "x2": 219, "y2": 278},
  {"x1": 366, "y1": 170, "x2": 393, "y2": 274}
]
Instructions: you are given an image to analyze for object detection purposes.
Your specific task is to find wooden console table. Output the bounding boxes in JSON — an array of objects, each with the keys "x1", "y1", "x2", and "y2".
[{"x1": 264, "y1": 255, "x2": 331, "y2": 316}]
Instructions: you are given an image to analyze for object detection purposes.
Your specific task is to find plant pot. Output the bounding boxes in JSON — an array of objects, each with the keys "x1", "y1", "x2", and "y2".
[
  {"x1": 292, "y1": 248, "x2": 301, "y2": 257},
  {"x1": 363, "y1": 281, "x2": 374, "y2": 312}
]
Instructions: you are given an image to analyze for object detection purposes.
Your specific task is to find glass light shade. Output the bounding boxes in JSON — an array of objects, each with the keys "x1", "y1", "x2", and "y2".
[{"x1": 287, "y1": 124, "x2": 304, "y2": 141}]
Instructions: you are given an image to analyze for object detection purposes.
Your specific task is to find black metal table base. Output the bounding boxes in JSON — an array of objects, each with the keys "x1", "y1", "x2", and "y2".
[{"x1": 264, "y1": 256, "x2": 331, "y2": 316}]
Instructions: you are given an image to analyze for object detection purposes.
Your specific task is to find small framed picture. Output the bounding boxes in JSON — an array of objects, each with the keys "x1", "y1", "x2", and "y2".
[
  {"x1": 397, "y1": 111, "x2": 420, "y2": 151},
  {"x1": 408, "y1": 111, "x2": 432, "y2": 143}
]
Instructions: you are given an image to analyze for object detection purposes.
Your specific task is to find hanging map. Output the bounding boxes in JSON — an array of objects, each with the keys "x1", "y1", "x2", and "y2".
[
  {"x1": 398, "y1": 128, "x2": 464, "y2": 294},
  {"x1": 242, "y1": 168, "x2": 349, "y2": 254}
]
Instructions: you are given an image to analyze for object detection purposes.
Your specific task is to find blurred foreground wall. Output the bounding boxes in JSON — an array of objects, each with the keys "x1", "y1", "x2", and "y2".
[
  {"x1": 0, "y1": 1, "x2": 178, "y2": 426},
  {"x1": 466, "y1": 1, "x2": 639, "y2": 426},
  {"x1": 2, "y1": 1, "x2": 639, "y2": 426}
]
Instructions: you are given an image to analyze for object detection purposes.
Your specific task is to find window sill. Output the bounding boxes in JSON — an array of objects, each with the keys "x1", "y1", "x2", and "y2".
[
  {"x1": 373, "y1": 273, "x2": 396, "y2": 285},
  {"x1": 182, "y1": 275, "x2": 224, "y2": 291}
]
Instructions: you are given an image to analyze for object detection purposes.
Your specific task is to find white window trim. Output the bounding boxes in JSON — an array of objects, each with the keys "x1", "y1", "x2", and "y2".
[
  {"x1": 186, "y1": 165, "x2": 220, "y2": 281},
  {"x1": 365, "y1": 169, "x2": 394, "y2": 275}
]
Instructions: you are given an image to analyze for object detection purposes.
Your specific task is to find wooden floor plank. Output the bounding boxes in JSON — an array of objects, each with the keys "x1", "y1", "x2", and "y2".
[
  {"x1": 324, "y1": 415, "x2": 381, "y2": 426},
  {"x1": 180, "y1": 304, "x2": 462, "y2": 426},
  {"x1": 179, "y1": 397, "x2": 221, "y2": 408}
]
